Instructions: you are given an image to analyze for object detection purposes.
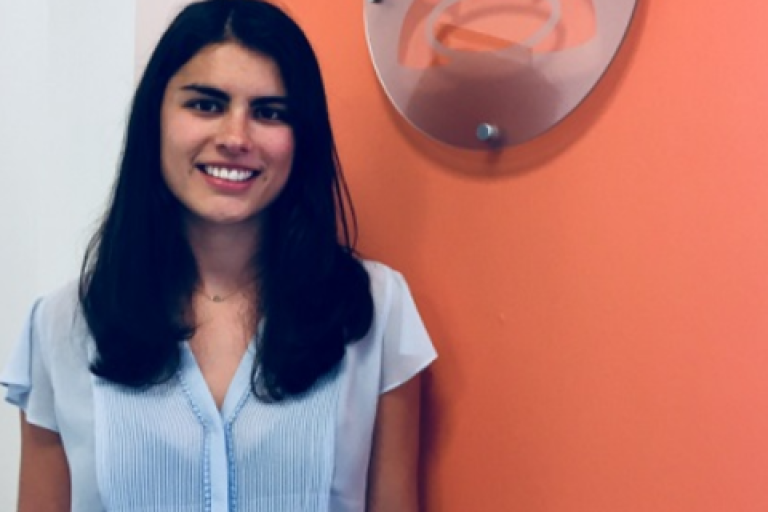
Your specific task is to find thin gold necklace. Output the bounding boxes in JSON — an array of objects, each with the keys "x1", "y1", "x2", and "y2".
[{"x1": 197, "y1": 283, "x2": 249, "y2": 303}]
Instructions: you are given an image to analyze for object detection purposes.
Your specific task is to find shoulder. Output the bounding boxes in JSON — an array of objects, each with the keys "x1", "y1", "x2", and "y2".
[
  {"x1": 358, "y1": 258, "x2": 425, "y2": 334},
  {"x1": 359, "y1": 259, "x2": 427, "y2": 318},
  {"x1": 30, "y1": 279, "x2": 89, "y2": 355},
  {"x1": 360, "y1": 259, "x2": 406, "y2": 304},
  {"x1": 354, "y1": 259, "x2": 436, "y2": 393},
  {"x1": 34, "y1": 279, "x2": 82, "y2": 329},
  {"x1": 41, "y1": 279, "x2": 80, "y2": 309},
  {"x1": 360, "y1": 258, "x2": 395, "y2": 279},
  {"x1": 3, "y1": 279, "x2": 90, "y2": 421}
]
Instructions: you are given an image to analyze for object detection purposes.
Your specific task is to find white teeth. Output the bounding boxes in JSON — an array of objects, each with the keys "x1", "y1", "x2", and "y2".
[{"x1": 203, "y1": 166, "x2": 256, "y2": 182}]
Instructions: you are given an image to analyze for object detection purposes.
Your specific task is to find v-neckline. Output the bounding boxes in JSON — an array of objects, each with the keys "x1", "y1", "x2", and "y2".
[{"x1": 179, "y1": 320, "x2": 263, "y2": 422}]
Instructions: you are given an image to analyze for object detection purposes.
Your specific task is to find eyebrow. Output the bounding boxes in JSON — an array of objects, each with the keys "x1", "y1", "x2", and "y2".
[{"x1": 180, "y1": 84, "x2": 288, "y2": 106}]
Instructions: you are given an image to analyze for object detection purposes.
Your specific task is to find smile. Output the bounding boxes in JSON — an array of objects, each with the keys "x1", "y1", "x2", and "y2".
[{"x1": 197, "y1": 164, "x2": 260, "y2": 182}]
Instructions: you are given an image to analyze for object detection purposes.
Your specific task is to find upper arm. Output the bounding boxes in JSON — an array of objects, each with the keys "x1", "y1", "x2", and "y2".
[
  {"x1": 18, "y1": 413, "x2": 70, "y2": 512},
  {"x1": 366, "y1": 374, "x2": 422, "y2": 512}
]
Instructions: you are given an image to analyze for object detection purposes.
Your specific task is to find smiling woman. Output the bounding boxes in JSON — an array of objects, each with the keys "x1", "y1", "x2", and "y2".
[
  {"x1": 160, "y1": 43, "x2": 295, "y2": 228},
  {"x1": 0, "y1": 1, "x2": 436, "y2": 511}
]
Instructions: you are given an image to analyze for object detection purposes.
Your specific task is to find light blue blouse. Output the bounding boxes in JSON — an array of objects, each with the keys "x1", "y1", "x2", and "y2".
[{"x1": 1, "y1": 261, "x2": 436, "y2": 512}]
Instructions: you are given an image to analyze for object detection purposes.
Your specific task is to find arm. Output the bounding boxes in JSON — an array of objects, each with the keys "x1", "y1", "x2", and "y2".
[
  {"x1": 366, "y1": 374, "x2": 422, "y2": 512},
  {"x1": 17, "y1": 413, "x2": 70, "y2": 512}
]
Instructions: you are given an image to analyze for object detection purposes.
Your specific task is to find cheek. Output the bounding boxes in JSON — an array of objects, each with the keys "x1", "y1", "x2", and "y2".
[
  {"x1": 161, "y1": 119, "x2": 205, "y2": 173},
  {"x1": 162, "y1": 119, "x2": 189, "y2": 156},
  {"x1": 271, "y1": 132, "x2": 295, "y2": 170},
  {"x1": 265, "y1": 136, "x2": 294, "y2": 195},
  {"x1": 160, "y1": 132, "x2": 193, "y2": 195},
  {"x1": 160, "y1": 116, "x2": 180, "y2": 170}
]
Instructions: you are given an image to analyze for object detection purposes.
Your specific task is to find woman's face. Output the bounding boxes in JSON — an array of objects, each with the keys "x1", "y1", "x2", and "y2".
[{"x1": 160, "y1": 42, "x2": 294, "y2": 228}]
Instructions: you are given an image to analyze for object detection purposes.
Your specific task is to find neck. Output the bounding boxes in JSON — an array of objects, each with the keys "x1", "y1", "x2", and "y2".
[{"x1": 185, "y1": 217, "x2": 261, "y2": 294}]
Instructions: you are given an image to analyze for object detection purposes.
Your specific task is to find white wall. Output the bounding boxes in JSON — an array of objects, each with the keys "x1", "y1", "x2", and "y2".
[
  {"x1": 135, "y1": 0, "x2": 189, "y2": 78},
  {"x1": 0, "y1": 0, "x2": 135, "y2": 507}
]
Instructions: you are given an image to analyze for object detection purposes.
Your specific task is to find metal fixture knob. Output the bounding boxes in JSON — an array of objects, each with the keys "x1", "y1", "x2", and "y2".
[{"x1": 476, "y1": 123, "x2": 500, "y2": 142}]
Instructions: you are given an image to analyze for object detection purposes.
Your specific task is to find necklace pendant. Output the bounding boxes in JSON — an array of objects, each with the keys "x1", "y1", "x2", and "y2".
[{"x1": 211, "y1": 295, "x2": 224, "y2": 303}]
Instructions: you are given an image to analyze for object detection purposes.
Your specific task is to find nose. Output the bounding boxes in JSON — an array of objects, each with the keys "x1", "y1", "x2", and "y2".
[{"x1": 215, "y1": 111, "x2": 253, "y2": 154}]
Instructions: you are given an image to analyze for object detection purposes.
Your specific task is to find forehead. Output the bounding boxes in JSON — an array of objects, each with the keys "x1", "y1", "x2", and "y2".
[{"x1": 168, "y1": 42, "x2": 285, "y2": 95}]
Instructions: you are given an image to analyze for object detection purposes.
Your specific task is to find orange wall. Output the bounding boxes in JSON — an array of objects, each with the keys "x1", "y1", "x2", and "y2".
[{"x1": 284, "y1": 1, "x2": 768, "y2": 510}]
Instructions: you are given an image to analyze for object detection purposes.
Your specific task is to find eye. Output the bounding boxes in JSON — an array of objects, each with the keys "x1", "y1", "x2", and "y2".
[
  {"x1": 253, "y1": 105, "x2": 290, "y2": 123},
  {"x1": 185, "y1": 99, "x2": 223, "y2": 114}
]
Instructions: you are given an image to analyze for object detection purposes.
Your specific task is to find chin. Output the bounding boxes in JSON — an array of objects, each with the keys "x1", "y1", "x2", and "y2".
[
  {"x1": 212, "y1": 213, "x2": 262, "y2": 225},
  {"x1": 185, "y1": 208, "x2": 262, "y2": 227}
]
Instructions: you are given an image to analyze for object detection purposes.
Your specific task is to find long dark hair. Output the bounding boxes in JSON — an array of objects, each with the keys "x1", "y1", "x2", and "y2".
[{"x1": 80, "y1": 0, "x2": 373, "y2": 401}]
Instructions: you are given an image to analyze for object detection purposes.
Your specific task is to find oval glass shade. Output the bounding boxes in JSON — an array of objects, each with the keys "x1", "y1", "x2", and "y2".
[{"x1": 364, "y1": 0, "x2": 638, "y2": 149}]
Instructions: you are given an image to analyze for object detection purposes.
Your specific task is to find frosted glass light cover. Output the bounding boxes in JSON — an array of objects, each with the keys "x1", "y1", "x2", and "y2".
[{"x1": 364, "y1": 0, "x2": 637, "y2": 149}]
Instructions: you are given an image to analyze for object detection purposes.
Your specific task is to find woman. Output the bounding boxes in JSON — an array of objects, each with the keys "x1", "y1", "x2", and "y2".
[{"x1": 1, "y1": 1, "x2": 436, "y2": 511}]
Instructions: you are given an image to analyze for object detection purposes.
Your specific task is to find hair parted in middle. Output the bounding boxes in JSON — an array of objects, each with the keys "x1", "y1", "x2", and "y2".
[{"x1": 80, "y1": 0, "x2": 374, "y2": 401}]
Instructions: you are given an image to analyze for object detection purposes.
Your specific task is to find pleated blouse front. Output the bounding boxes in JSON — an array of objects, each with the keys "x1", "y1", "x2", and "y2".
[{"x1": 2, "y1": 261, "x2": 436, "y2": 512}]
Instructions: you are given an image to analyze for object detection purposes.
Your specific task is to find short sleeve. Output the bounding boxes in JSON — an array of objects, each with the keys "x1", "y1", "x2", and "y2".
[
  {"x1": 380, "y1": 271, "x2": 437, "y2": 394},
  {"x1": 1, "y1": 298, "x2": 59, "y2": 432}
]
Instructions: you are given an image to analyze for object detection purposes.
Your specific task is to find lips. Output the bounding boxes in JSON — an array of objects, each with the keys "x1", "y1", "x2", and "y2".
[{"x1": 195, "y1": 164, "x2": 261, "y2": 182}]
